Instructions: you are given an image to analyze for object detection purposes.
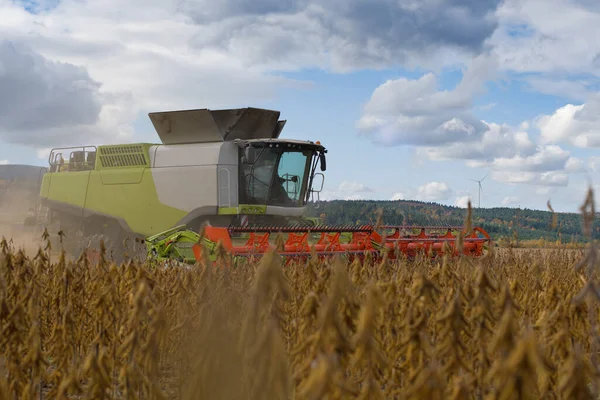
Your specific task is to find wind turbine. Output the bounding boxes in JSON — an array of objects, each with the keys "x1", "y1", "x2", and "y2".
[{"x1": 470, "y1": 173, "x2": 487, "y2": 208}]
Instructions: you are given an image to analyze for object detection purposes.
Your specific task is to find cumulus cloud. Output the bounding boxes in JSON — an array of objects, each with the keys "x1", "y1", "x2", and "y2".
[
  {"x1": 357, "y1": 53, "x2": 566, "y2": 178},
  {"x1": 589, "y1": 156, "x2": 600, "y2": 172},
  {"x1": 492, "y1": 170, "x2": 569, "y2": 187},
  {"x1": 392, "y1": 182, "x2": 453, "y2": 202},
  {"x1": 525, "y1": 76, "x2": 593, "y2": 102},
  {"x1": 565, "y1": 157, "x2": 585, "y2": 173},
  {"x1": 536, "y1": 94, "x2": 600, "y2": 148},
  {"x1": 489, "y1": 0, "x2": 600, "y2": 78},
  {"x1": 358, "y1": 49, "x2": 590, "y2": 189},
  {"x1": 454, "y1": 195, "x2": 471, "y2": 208},
  {"x1": 427, "y1": 140, "x2": 583, "y2": 188},
  {"x1": 357, "y1": 53, "x2": 500, "y2": 147},
  {"x1": 0, "y1": 0, "x2": 504, "y2": 150},
  {"x1": 0, "y1": 40, "x2": 135, "y2": 148},
  {"x1": 416, "y1": 182, "x2": 452, "y2": 201},
  {"x1": 502, "y1": 196, "x2": 519, "y2": 205},
  {"x1": 391, "y1": 192, "x2": 407, "y2": 201},
  {"x1": 418, "y1": 122, "x2": 536, "y2": 163},
  {"x1": 320, "y1": 180, "x2": 373, "y2": 201},
  {"x1": 182, "y1": 0, "x2": 503, "y2": 71},
  {"x1": 491, "y1": 145, "x2": 570, "y2": 172}
]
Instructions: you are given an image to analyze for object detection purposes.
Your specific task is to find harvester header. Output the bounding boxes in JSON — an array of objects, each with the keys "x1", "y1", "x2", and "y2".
[{"x1": 143, "y1": 223, "x2": 492, "y2": 265}]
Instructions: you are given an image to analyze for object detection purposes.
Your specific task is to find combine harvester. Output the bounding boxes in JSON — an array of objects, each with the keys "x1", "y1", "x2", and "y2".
[{"x1": 32, "y1": 106, "x2": 491, "y2": 263}]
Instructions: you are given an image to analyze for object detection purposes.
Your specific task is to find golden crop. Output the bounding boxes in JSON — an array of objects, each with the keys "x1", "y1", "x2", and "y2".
[{"x1": 1, "y1": 190, "x2": 600, "y2": 399}]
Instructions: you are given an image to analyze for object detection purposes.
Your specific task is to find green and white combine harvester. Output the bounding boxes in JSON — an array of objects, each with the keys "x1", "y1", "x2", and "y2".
[
  {"x1": 36, "y1": 107, "x2": 329, "y2": 262},
  {"x1": 35, "y1": 106, "x2": 491, "y2": 264}
]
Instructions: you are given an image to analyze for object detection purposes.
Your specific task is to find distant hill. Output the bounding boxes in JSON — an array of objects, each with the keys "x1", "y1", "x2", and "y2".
[
  {"x1": 0, "y1": 164, "x2": 47, "y2": 215},
  {"x1": 0, "y1": 164, "x2": 47, "y2": 181},
  {"x1": 305, "y1": 199, "x2": 598, "y2": 243}
]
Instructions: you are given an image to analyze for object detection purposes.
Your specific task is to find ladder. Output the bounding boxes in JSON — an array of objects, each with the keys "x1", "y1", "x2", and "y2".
[
  {"x1": 32, "y1": 203, "x2": 50, "y2": 240},
  {"x1": 31, "y1": 167, "x2": 50, "y2": 241}
]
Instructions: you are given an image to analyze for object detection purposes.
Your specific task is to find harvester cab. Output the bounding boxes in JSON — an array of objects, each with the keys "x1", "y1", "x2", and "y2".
[
  {"x1": 237, "y1": 138, "x2": 326, "y2": 209},
  {"x1": 147, "y1": 106, "x2": 328, "y2": 228}
]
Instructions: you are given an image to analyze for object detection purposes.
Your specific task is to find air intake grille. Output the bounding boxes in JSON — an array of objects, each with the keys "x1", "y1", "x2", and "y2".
[{"x1": 99, "y1": 145, "x2": 148, "y2": 168}]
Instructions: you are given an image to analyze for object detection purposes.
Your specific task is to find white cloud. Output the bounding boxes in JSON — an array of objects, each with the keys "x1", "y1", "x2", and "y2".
[
  {"x1": 357, "y1": 53, "x2": 500, "y2": 147},
  {"x1": 0, "y1": 2, "x2": 306, "y2": 150},
  {"x1": 536, "y1": 95, "x2": 600, "y2": 148},
  {"x1": 492, "y1": 170, "x2": 569, "y2": 187},
  {"x1": 454, "y1": 195, "x2": 471, "y2": 208},
  {"x1": 416, "y1": 182, "x2": 452, "y2": 201},
  {"x1": 181, "y1": 0, "x2": 503, "y2": 72},
  {"x1": 565, "y1": 157, "x2": 585, "y2": 173},
  {"x1": 589, "y1": 156, "x2": 600, "y2": 172},
  {"x1": 392, "y1": 182, "x2": 453, "y2": 202},
  {"x1": 391, "y1": 192, "x2": 407, "y2": 201},
  {"x1": 490, "y1": 0, "x2": 600, "y2": 78},
  {"x1": 356, "y1": 54, "x2": 569, "y2": 183},
  {"x1": 0, "y1": 40, "x2": 135, "y2": 148},
  {"x1": 502, "y1": 196, "x2": 519, "y2": 205},
  {"x1": 525, "y1": 76, "x2": 593, "y2": 102},
  {"x1": 491, "y1": 145, "x2": 570, "y2": 172},
  {"x1": 0, "y1": 160, "x2": 8, "y2": 165},
  {"x1": 0, "y1": 0, "x2": 505, "y2": 150},
  {"x1": 320, "y1": 180, "x2": 373, "y2": 201},
  {"x1": 418, "y1": 122, "x2": 535, "y2": 163},
  {"x1": 357, "y1": 50, "x2": 590, "y2": 189}
]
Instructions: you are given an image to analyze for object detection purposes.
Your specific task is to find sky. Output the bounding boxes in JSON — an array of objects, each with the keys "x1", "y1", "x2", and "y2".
[{"x1": 1, "y1": 0, "x2": 600, "y2": 213}]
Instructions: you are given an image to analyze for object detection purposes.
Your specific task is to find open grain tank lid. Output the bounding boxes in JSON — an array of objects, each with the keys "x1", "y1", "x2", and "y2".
[{"x1": 148, "y1": 107, "x2": 287, "y2": 144}]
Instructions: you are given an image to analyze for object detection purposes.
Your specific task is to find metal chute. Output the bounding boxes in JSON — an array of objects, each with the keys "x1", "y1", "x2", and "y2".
[{"x1": 148, "y1": 107, "x2": 287, "y2": 144}]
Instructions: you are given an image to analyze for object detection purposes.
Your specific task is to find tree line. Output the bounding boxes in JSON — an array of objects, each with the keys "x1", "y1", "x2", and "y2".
[{"x1": 305, "y1": 199, "x2": 599, "y2": 243}]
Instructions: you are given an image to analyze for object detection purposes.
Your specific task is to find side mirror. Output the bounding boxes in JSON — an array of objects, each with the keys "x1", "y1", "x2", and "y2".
[{"x1": 319, "y1": 152, "x2": 326, "y2": 171}]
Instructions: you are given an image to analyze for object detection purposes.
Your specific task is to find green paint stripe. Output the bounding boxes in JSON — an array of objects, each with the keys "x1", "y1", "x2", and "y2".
[{"x1": 218, "y1": 205, "x2": 267, "y2": 215}]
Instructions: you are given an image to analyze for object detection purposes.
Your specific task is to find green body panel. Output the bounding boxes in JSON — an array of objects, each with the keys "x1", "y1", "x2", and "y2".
[
  {"x1": 84, "y1": 169, "x2": 187, "y2": 235},
  {"x1": 43, "y1": 171, "x2": 91, "y2": 213},
  {"x1": 41, "y1": 168, "x2": 187, "y2": 236},
  {"x1": 40, "y1": 174, "x2": 51, "y2": 198},
  {"x1": 40, "y1": 143, "x2": 191, "y2": 236},
  {"x1": 99, "y1": 169, "x2": 145, "y2": 185},
  {"x1": 218, "y1": 205, "x2": 267, "y2": 215}
]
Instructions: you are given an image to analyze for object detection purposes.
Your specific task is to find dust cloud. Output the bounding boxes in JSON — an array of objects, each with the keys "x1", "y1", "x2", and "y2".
[{"x1": 0, "y1": 182, "x2": 45, "y2": 256}]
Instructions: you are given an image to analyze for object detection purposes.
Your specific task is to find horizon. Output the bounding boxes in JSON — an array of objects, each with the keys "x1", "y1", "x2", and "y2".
[{"x1": 309, "y1": 197, "x2": 591, "y2": 215}]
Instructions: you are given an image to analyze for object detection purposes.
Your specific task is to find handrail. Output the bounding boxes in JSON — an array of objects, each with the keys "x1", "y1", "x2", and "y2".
[
  {"x1": 48, "y1": 145, "x2": 98, "y2": 173},
  {"x1": 47, "y1": 145, "x2": 98, "y2": 164}
]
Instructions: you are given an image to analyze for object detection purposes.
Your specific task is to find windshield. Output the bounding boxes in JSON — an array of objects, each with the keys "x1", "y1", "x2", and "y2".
[{"x1": 239, "y1": 145, "x2": 314, "y2": 207}]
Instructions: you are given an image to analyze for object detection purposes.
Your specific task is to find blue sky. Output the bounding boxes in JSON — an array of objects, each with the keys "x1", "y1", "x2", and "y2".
[{"x1": 1, "y1": 0, "x2": 600, "y2": 213}]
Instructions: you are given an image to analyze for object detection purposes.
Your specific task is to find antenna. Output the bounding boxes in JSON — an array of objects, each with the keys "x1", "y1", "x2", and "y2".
[{"x1": 469, "y1": 173, "x2": 487, "y2": 208}]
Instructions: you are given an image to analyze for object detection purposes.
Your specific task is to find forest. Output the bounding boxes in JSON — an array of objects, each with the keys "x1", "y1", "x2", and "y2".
[{"x1": 305, "y1": 199, "x2": 599, "y2": 243}]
